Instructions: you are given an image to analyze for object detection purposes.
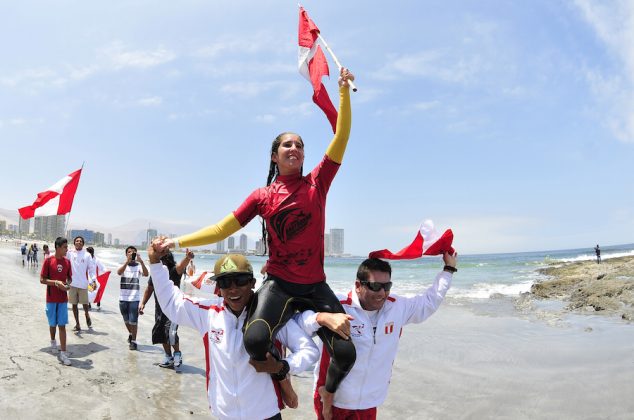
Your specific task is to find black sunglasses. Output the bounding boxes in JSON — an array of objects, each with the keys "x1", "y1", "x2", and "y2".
[
  {"x1": 361, "y1": 281, "x2": 392, "y2": 292},
  {"x1": 216, "y1": 275, "x2": 253, "y2": 289}
]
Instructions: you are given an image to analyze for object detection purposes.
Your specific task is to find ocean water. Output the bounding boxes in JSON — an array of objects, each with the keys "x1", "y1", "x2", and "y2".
[{"x1": 95, "y1": 243, "x2": 634, "y2": 302}]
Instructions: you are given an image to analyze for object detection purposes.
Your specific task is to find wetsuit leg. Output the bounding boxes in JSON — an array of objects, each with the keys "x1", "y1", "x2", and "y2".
[
  {"x1": 243, "y1": 279, "x2": 297, "y2": 361},
  {"x1": 309, "y1": 282, "x2": 356, "y2": 393}
]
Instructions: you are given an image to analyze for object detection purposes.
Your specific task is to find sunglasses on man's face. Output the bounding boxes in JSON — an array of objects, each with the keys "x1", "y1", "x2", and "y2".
[
  {"x1": 216, "y1": 275, "x2": 253, "y2": 289},
  {"x1": 361, "y1": 281, "x2": 392, "y2": 292}
]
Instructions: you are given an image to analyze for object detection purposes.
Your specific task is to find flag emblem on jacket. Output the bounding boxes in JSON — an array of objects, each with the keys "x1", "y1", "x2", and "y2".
[
  {"x1": 210, "y1": 329, "x2": 224, "y2": 344},
  {"x1": 385, "y1": 322, "x2": 394, "y2": 335}
]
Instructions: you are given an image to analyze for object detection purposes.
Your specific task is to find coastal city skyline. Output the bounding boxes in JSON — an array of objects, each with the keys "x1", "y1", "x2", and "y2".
[{"x1": 3, "y1": 211, "x2": 348, "y2": 256}]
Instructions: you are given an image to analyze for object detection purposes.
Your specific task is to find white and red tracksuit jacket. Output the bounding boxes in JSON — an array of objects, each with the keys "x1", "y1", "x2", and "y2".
[
  {"x1": 300, "y1": 270, "x2": 452, "y2": 410},
  {"x1": 149, "y1": 263, "x2": 319, "y2": 420}
]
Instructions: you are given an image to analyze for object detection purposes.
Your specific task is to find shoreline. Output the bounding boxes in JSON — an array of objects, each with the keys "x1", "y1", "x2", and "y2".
[{"x1": 1, "y1": 245, "x2": 634, "y2": 419}]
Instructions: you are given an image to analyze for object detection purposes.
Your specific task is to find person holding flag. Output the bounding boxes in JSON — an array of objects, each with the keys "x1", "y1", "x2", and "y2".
[
  {"x1": 155, "y1": 64, "x2": 356, "y2": 412},
  {"x1": 86, "y1": 246, "x2": 110, "y2": 310},
  {"x1": 298, "y1": 222, "x2": 456, "y2": 419}
]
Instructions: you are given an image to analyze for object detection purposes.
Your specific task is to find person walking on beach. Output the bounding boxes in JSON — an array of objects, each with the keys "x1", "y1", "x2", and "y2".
[
  {"x1": 43, "y1": 244, "x2": 50, "y2": 259},
  {"x1": 27, "y1": 245, "x2": 33, "y2": 266},
  {"x1": 86, "y1": 246, "x2": 107, "y2": 309},
  {"x1": 67, "y1": 236, "x2": 96, "y2": 332},
  {"x1": 595, "y1": 244, "x2": 601, "y2": 264},
  {"x1": 139, "y1": 249, "x2": 194, "y2": 369},
  {"x1": 155, "y1": 68, "x2": 357, "y2": 418},
  {"x1": 148, "y1": 242, "x2": 319, "y2": 419},
  {"x1": 21, "y1": 243, "x2": 27, "y2": 266},
  {"x1": 32, "y1": 243, "x2": 39, "y2": 267},
  {"x1": 40, "y1": 237, "x2": 73, "y2": 366},
  {"x1": 299, "y1": 253, "x2": 456, "y2": 420},
  {"x1": 116, "y1": 246, "x2": 148, "y2": 350}
]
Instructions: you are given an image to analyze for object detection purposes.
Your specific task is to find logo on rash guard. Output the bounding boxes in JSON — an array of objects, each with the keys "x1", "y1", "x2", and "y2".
[
  {"x1": 57, "y1": 264, "x2": 63, "y2": 273},
  {"x1": 209, "y1": 329, "x2": 224, "y2": 344},
  {"x1": 269, "y1": 208, "x2": 312, "y2": 243}
]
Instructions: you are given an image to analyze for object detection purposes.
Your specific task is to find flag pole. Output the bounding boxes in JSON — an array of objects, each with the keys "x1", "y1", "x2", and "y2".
[
  {"x1": 63, "y1": 161, "x2": 85, "y2": 238},
  {"x1": 315, "y1": 33, "x2": 357, "y2": 92}
]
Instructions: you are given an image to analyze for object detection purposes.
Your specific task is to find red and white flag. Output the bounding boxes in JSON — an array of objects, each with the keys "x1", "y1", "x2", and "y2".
[
  {"x1": 18, "y1": 168, "x2": 82, "y2": 219},
  {"x1": 298, "y1": 6, "x2": 338, "y2": 133},
  {"x1": 369, "y1": 220, "x2": 455, "y2": 260}
]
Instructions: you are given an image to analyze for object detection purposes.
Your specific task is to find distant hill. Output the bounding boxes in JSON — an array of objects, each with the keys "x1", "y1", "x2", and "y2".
[{"x1": 0, "y1": 208, "x2": 18, "y2": 225}]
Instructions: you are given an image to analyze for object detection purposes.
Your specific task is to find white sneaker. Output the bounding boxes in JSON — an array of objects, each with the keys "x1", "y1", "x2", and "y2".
[
  {"x1": 173, "y1": 351, "x2": 182, "y2": 368},
  {"x1": 59, "y1": 351, "x2": 71, "y2": 366},
  {"x1": 50, "y1": 340, "x2": 59, "y2": 355},
  {"x1": 158, "y1": 355, "x2": 174, "y2": 368}
]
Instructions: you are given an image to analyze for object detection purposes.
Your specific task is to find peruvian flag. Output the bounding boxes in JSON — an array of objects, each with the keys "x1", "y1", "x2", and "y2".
[
  {"x1": 18, "y1": 168, "x2": 82, "y2": 219},
  {"x1": 93, "y1": 271, "x2": 111, "y2": 304},
  {"x1": 369, "y1": 220, "x2": 455, "y2": 260},
  {"x1": 298, "y1": 6, "x2": 338, "y2": 133},
  {"x1": 191, "y1": 271, "x2": 220, "y2": 296}
]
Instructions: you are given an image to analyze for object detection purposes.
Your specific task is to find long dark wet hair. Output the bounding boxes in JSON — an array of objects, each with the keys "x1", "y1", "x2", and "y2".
[{"x1": 259, "y1": 132, "x2": 304, "y2": 256}]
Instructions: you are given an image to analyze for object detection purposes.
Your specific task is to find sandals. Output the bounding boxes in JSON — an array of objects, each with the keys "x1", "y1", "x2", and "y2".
[{"x1": 73, "y1": 325, "x2": 81, "y2": 332}]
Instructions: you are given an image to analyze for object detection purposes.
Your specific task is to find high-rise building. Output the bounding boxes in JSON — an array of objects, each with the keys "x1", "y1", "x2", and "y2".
[
  {"x1": 239, "y1": 234, "x2": 248, "y2": 251},
  {"x1": 94, "y1": 232, "x2": 105, "y2": 246},
  {"x1": 228, "y1": 236, "x2": 235, "y2": 250},
  {"x1": 114, "y1": 238, "x2": 120, "y2": 246},
  {"x1": 69, "y1": 229, "x2": 95, "y2": 244},
  {"x1": 147, "y1": 228, "x2": 158, "y2": 245},
  {"x1": 8, "y1": 224, "x2": 18, "y2": 233},
  {"x1": 216, "y1": 240, "x2": 225, "y2": 253},
  {"x1": 33, "y1": 215, "x2": 66, "y2": 241},
  {"x1": 0, "y1": 220, "x2": 6, "y2": 233},
  {"x1": 324, "y1": 233, "x2": 331, "y2": 256},
  {"x1": 255, "y1": 239, "x2": 266, "y2": 255},
  {"x1": 107, "y1": 233, "x2": 112, "y2": 245},
  {"x1": 330, "y1": 228, "x2": 344, "y2": 255},
  {"x1": 18, "y1": 217, "x2": 31, "y2": 236}
]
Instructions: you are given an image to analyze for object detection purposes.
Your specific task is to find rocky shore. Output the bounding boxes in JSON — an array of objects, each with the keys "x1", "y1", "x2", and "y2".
[{"x1": 531, "y1": 256, "x2": 634, "y2": 321}]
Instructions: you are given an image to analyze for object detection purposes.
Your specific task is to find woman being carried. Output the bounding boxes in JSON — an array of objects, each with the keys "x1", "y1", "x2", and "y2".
[{"x1": 158, "y1": 68, "x2": 355, "y2": 418}]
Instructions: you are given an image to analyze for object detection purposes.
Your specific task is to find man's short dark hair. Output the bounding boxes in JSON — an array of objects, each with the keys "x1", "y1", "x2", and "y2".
[
  {"x1": 125, "y1": 246, "x2": 137, "y2": 254},
  {"x1": 356, "y1": 258, "x2": 392, "y2": 282},
  {"x1": 55, "y1": 237, "x2": 68, "y2": 249}
]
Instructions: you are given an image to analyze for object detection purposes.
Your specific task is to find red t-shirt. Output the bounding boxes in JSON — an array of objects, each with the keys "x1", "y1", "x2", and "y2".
[
  {"x1": 234, "y1": 155, "x2": 340, "y2": 285},
  {"x1": 41, "y1": 256, "x2": 72, "y2": 303}
]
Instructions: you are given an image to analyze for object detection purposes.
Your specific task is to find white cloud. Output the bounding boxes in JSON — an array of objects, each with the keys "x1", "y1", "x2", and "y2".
[
  {"x1": 573, "y1": 0, "x2": 634, "y2": 142},
  {"x1": 0, "y1": 67, "x2": 58, "y2": 88},
  {"x1": 101, "y1": 42, "x2": 176, "y2": 70},
  {"x1": 220, "y1": 80, "x2": 290, "y2": 98},
  {"x1": 373, "y1": 50, "x2": 486, "y2": 84},
  {"x1": 374, "y1": 100, "x2": 441, "y2": 117},
  {"x1": 0, "y1": 117, "x2": 44, "y2": 128},
  {"x1": 136, "y1": 96, "x2": 163, "y2": 107},
  {"x1": 255, "y1": 114, "x2": 276, "y2": 123},
  {"x1": 193, "y1": 32, "x2": 293, "y2": 59}
]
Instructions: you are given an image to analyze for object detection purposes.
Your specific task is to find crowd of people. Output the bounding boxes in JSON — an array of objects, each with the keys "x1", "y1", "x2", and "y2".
[
  {"x1": 33, "y1": 68, "x2": 458, "y2": 419},
  {"x1": 20, "y1": 242, "x2": 40, "y2": 267}
]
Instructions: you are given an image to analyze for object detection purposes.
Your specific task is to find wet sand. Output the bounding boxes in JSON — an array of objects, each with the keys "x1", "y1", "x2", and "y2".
[{"x1": 1, "y1": 245, "x2": 633, "y2": 419}]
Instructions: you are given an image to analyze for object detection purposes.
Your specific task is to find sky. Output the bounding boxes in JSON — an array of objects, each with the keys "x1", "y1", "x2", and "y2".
[{"x1": 1, "y1": 0, "x2": 634, "y2": 255}]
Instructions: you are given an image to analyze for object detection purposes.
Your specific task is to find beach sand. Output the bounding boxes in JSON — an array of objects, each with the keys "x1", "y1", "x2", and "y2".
[{"x1": 1, "y1": 244, "x2": 633, "y2": 419}]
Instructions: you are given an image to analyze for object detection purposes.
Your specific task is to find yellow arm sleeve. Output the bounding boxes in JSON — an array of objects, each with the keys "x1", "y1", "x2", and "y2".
[
  {"x1": 325, "y1": 87, "x2": 352, "y2": 164},
  {"x1": 175, "y1": 213, "x2": 242, "y2": 248}
]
